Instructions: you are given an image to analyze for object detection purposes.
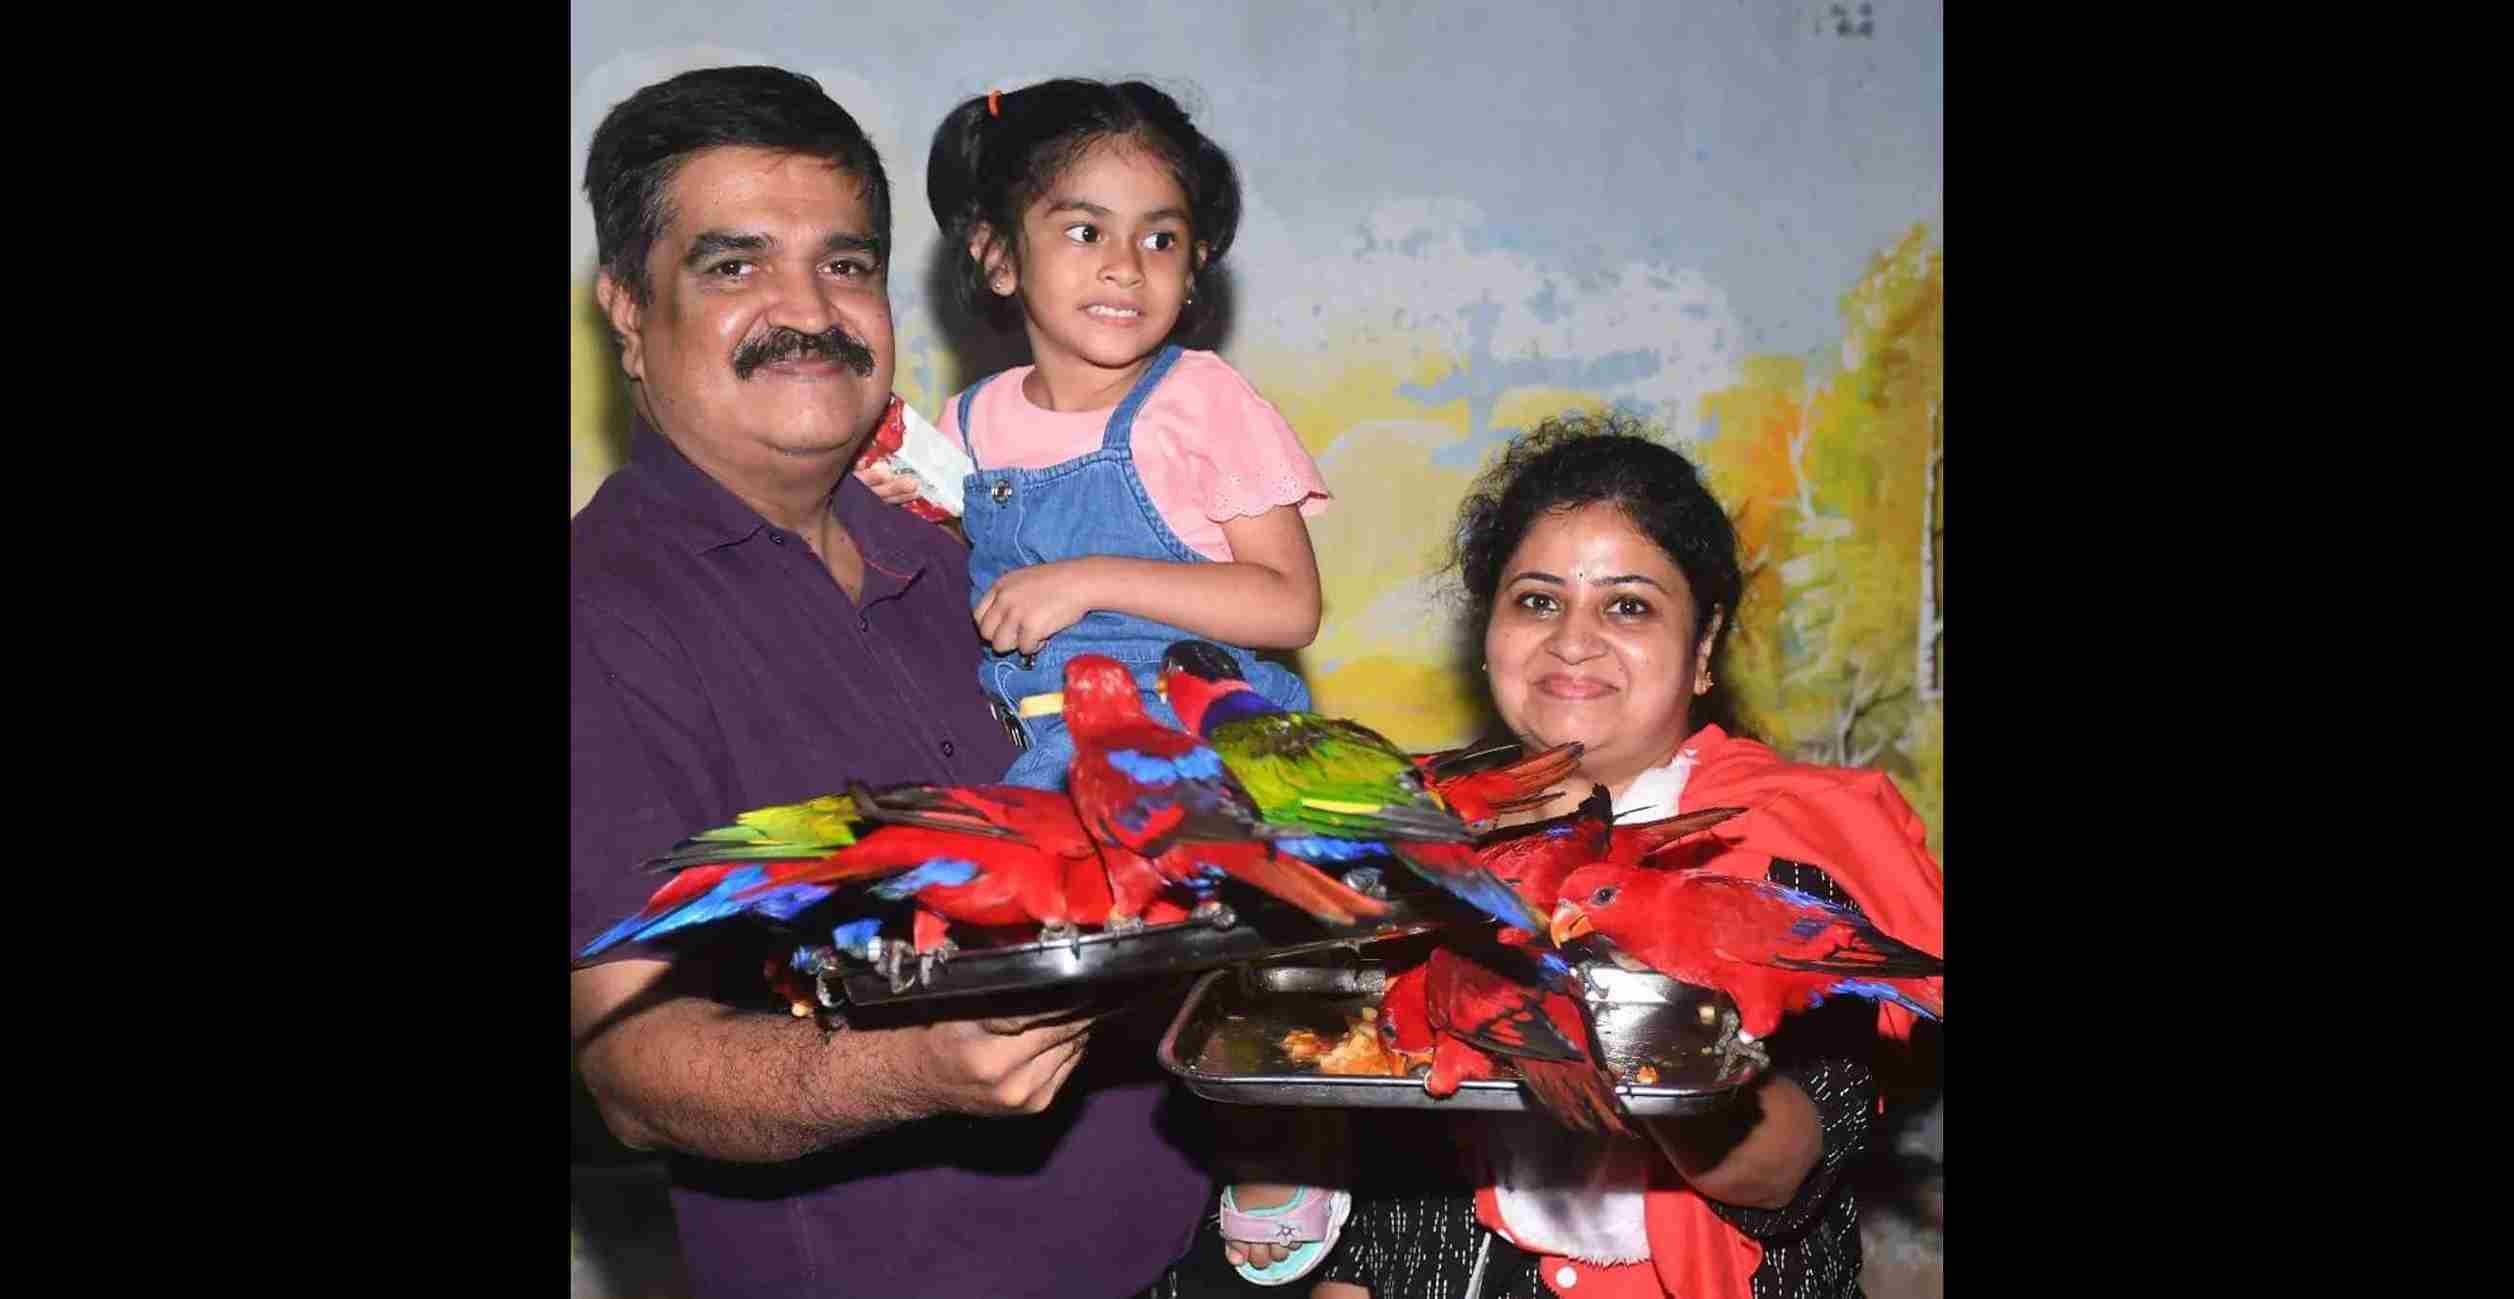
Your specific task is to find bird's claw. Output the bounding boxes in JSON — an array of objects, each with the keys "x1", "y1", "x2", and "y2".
[
  {"x1": 789, "y1": 946, "x2": 847, "y2": 1009},
  {"x1": 871, "y1": 940, "x2": 932, "y2": 994},
  {"x1": 1708, "y1": 1007, "x2": 1769, "y2": 1074},
  {"x1": 914, "y1": 940, "x2": 960, "y2": 988},
  {"x1": 1104, "y1": 912, "x2": 1146, "y2": 937},
  {"x1": 1341, "y1": 866, "x2": 1389, "y2": 900},
  {"x1": 1039, "y1": 920, "x2": 1084, "y2": 954},
  {"x1": 1190, "y1": 898, "x2": 1238, "y2": 930}
]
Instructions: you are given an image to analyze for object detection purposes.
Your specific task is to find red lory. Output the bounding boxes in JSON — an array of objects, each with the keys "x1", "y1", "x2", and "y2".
[
  {"x1": 576, "y1": 783, "x2": 1162, "y2": 990},
  {"x1": 1549, "y1": 861, "x2": 1944, "y2": 1046},
  {"x1": 1061, "y1": 654, "x2": 1392, "y2": 931},
  {"x1": 1377, "y1": 944, "x2": 1631, "y2": 1135}
]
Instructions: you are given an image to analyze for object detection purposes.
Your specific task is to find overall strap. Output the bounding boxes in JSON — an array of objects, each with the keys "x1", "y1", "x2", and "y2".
[
  {"x1": 1098, "y1": 345, "x2": 1185, "y2": 454},
  {"x1": 958, "y1": 372, "x2": 1000, "y2": 472}
]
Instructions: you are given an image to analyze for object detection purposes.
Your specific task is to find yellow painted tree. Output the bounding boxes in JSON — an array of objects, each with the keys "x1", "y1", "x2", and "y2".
[{"x1": 1698, "y1": 226, "x2": 1943, "y2": 859}]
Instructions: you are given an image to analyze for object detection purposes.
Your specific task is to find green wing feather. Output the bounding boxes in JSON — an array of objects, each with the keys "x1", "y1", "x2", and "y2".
[
  {"x1": 1210, "y1": 714, "x2": 1471, "y2": 842},
  {"x1": 639, "y1": 793, "x2": 864, "y2": 873}
]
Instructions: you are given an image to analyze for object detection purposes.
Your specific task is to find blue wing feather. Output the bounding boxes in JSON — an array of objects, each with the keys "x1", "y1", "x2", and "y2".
[
  {"x1": 1275, "y1": 835, "x2": 1390, "y2": 863},
  {"x1": 869, "y1": 858, "x2": 983, "y2": 899},
  {"x1": 1814, "y1": 978, "x2": 1941, "y2": 1021}
]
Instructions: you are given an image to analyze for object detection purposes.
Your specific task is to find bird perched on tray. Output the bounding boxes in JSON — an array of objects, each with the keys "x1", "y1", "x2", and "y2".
[
  {"x1": 793, "y1": 781, "x2": 1134, "y2": 990},
  {"x1": 1361, "y1": 790, "x2": 1747, "y2": 1129},
  {"x1": 1376, "y1": 943, "x2": 1631, "y2": 1135},
  {"x1": 1549, "y1": 860, "x2": 1945, "y2": 1047},
  {"x1": 1063, "y1": 654, "x2": 1393, "y2": 932},
  {"x1": 577, "y1": 783, "x2": 1181, "y2": 992},
  {"x1": 1157, "y1": 639, "x2": 1552, "y2": 934}
]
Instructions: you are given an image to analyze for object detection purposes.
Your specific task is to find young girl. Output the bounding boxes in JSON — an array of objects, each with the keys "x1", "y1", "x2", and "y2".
[{"x1": 888, "y1": 78, "x2": 1328, "y2": 791}]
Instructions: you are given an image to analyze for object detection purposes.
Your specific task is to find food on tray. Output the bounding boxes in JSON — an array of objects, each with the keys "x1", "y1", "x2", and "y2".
[{"x1": 1279, "y1": 1007, "x2": 1431, "y2": 1077}]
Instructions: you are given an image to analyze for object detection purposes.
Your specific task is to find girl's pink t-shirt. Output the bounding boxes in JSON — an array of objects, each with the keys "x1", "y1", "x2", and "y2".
[{"x1": 937, "y1": 349, "x2": 1331, "y2": 562}]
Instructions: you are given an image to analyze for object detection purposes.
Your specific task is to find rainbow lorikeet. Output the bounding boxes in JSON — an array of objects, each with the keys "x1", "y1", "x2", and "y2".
[
  {"x1": 1062, "y1": 654, "x2": 1392, "y2": 931},
  {"x1": 1549, "y1": 860, "x2": 1945, "y2": 1047},
  {"x1": 1156, "y1": 640, "x2": 1548, "y2": 933}
]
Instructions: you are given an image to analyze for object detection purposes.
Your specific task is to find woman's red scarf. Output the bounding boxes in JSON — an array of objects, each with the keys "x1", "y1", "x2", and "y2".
[{"x1": 1477, "y1": 723, "x2": 1945, "y2": 1299}]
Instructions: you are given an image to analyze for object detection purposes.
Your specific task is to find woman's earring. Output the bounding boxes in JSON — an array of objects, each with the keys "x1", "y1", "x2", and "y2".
[{"x1": 1695, "y1": 674, "x2": 1713, "y2": 696}]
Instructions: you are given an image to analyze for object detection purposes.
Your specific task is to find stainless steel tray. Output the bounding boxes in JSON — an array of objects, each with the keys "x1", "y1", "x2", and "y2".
[
  {"x1": 1156, "y1": 961, "x2": 1761, "y2": 1117},
  {"x1": 819, "y1": 887, "x2": 1462, "y2": 1005}
]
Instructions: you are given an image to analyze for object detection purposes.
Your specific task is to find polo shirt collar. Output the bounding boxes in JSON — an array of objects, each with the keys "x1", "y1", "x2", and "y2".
[
  {"x1": 626, "y1": 416, "x2": 773, "y2": 554},
  {"x1": 625, "y1": 415, "x2": 934, "y2": 594}
]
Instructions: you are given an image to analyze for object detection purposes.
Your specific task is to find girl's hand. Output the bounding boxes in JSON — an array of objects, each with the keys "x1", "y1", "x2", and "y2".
[
  {"x1": 974, "y1": 560, "x2": 1102, "y2": 658},
  {"x1": 854, "y1": 460, "x2": 924, "y2": 507}
]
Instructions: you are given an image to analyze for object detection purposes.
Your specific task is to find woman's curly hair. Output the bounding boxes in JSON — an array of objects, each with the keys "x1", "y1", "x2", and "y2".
[{"x1": 1448, "y1": 409, "x2": 1744, "y2": 651}]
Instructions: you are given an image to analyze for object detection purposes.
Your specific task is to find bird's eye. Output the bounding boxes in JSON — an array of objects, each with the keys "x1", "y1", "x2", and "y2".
[{"x1": 1590, "y1": 886, "x2": 1618, "y2": 906}]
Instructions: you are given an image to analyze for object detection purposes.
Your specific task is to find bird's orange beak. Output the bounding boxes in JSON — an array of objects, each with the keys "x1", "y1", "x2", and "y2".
[{"x1": 1549, "y1": 899, "x2": 1593, "y2": 946}]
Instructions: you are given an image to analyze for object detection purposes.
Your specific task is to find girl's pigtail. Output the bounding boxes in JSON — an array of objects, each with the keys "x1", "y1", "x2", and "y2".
[{"x1": 927, "y1": 94, "x2": 1006, "y2": 321}]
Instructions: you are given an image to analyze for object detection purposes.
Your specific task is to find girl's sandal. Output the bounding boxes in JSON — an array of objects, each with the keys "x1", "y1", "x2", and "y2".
[{"x1": 1218, "y1": 1185, "x2": 1352, "y2": 1287}]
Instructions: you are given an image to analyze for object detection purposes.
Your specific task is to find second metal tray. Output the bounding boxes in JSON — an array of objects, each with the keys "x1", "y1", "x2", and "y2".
[{"x1": 1157, "y1": 962, "x2": 1761, "y2": 1117}]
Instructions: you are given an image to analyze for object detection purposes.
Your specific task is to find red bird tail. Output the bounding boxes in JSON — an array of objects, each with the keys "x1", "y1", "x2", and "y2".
[
  {"x1": 1190, "y1": 841, "x2": 1392, "y2": 927},
  {"x1": 1516, "y1": 1056, "x2": 1633, "y2": 1137},
  {"x1": 1618, "y1": 805, "x2": 1750, "y2": 863},
  {"x1": 1427, "y1": 741, "x2": 1585, "y2": 824}
]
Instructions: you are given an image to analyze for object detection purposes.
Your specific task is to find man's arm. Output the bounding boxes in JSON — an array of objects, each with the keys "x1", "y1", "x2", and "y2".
[
  {"x1": 569, "y1": 592, "x2": 1095, "y2": 1161},
  {"x1": 571, "y1": 958, "x2": 1094, "y2": 1162}
]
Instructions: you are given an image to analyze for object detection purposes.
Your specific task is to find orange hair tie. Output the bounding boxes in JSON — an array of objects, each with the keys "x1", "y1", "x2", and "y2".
[{"x1": 987, "y1": 88, "x2": 1001, "y2": 118}]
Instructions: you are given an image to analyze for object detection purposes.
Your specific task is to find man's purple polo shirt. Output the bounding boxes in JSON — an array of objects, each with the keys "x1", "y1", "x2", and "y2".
[{"x1": 571, "y1": 421, "x2": 1208, "y2": 1299}]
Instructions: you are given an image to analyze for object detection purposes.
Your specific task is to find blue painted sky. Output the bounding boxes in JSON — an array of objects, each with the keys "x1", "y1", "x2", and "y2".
[{"x1": 573, "y1": 0, "x2": 1940, "y2": 372}]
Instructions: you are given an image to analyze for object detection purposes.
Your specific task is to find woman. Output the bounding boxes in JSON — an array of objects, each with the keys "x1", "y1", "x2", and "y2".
[{"x1": 1184, "y1": 411, "x2": 1943, "y2": 1299}]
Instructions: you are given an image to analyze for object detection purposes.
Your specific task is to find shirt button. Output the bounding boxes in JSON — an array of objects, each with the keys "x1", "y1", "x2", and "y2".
[
  {"x1": 767, "y1": 531, "x2": 785, "y2": 545},
  {"x1": 1555, "y1": 1265, "x2": 1578, "y2": 1288},
  {"x1": 940, "y1": 740, "x2": 955, "y2": 757}
]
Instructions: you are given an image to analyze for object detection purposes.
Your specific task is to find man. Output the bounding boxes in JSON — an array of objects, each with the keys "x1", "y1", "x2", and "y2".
[{"x1": 570, "y1": 67, "x2": 1208, "y2": 1298}]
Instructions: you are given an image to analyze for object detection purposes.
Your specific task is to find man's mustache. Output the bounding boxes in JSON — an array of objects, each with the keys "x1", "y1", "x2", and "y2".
[{"x1": 732, "y1": 325, "x2": 879, "y2": 380}]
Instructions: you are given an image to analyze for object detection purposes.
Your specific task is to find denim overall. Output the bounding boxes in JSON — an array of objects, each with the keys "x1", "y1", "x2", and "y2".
[{"x1": 960, "y1": 344, "x2": 1313, "y2": 790}]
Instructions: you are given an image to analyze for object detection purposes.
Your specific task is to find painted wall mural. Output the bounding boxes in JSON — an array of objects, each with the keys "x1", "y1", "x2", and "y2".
[
  {"x1": 572, "y1": 6, "x2": 1943, "y2": 1297},
  {"x1": 570, "y1": 4, "x2": 1943, "y2": 841}
]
